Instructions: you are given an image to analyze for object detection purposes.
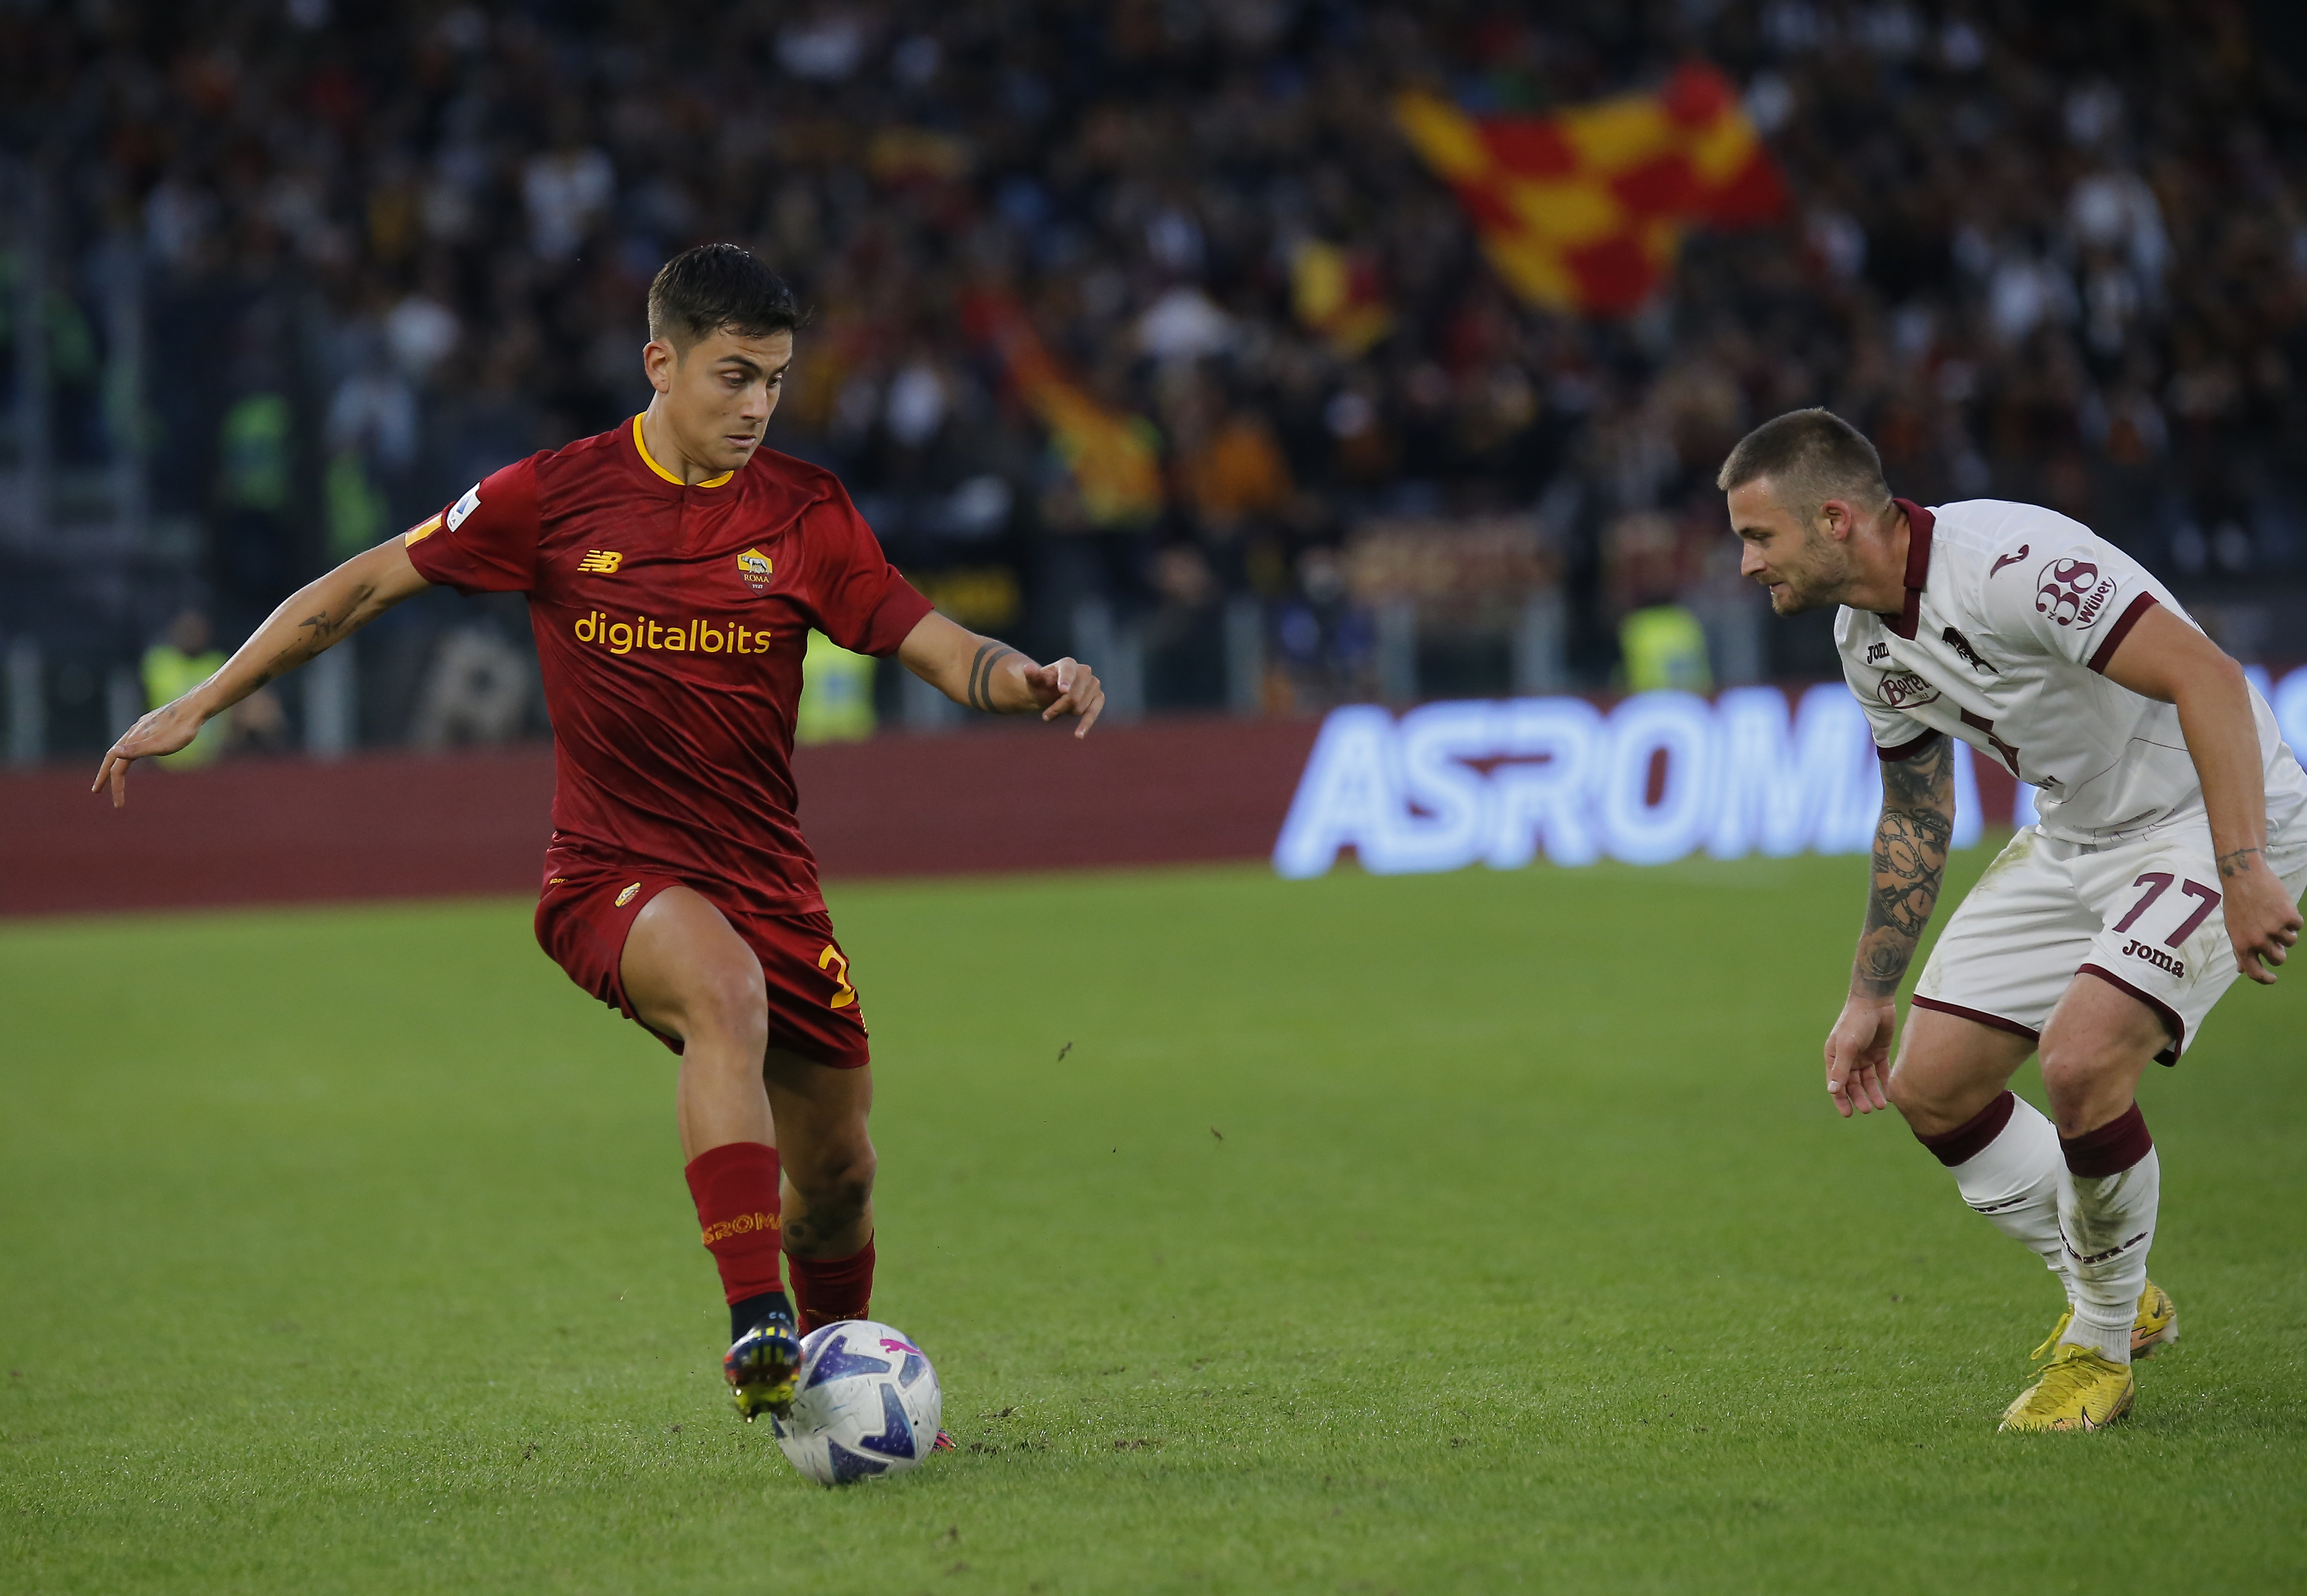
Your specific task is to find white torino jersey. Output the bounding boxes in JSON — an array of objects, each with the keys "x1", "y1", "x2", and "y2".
[{"x1": 1836, "y1": 498, "x2": 2307, "y2": 845}]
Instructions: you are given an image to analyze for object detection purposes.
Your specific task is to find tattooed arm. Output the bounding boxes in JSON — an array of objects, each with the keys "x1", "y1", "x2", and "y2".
[
  {"x1": 895, "y1": 610, "x2": 1104, "y2": 736},
  {"x1": 94, "y1": 536, "x2": 432, "y2": 806},
  {"x1": 1821, "y1": 733, "x2": 1956, "y2": 1119}
]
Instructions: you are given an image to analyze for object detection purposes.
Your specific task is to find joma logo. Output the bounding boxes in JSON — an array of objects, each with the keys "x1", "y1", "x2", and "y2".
[
  {"x1": 2122, "y1": 938, "x2": 2185, "y2": 979},
  {"x1": 1865, "y1": 642, "x2": 1889, "y2": 664}
]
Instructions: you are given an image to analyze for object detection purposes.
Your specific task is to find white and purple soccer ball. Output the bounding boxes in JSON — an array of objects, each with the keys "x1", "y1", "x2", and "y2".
[{"x1": 769, "y1": 1319, "x2": 942, "y2": 1486}]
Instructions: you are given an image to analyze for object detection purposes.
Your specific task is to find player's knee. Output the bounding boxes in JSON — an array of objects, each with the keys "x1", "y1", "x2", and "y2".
[
  {"x1": 1884, "y1": 1063, "x2": 1927, "y2": 1121},
  {"x1": 2037, "y1": 1034, "x2": 2114, "y2": 1134},
  {"x1": 792, "y1": 1141, "x2": 876, "y2": 1225},
  {"x1": 683, "y1": 962, "x2": 769, "y2": 1056},
  {"x1": 1883, "y1": 1059, "x2": 1969, "y2": 1133}
]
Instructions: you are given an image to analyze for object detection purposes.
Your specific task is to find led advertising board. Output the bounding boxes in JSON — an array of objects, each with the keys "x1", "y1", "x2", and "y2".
[{"x1": 1275, "y1": 667, "x2": 2307, "y2": 879}]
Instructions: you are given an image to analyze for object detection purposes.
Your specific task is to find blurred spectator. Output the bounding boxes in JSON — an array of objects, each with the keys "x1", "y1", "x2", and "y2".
[
  {"x1": 212, "y1": 374, "x2": 296, "y2": 645},
  {"x1": 796, "y1": 633, "x2": 879, "y2": 744},
  {"x1": 141, "y1": 611, "x2": 229, "y2": 769},
  {"x1": 141, "y1": 610, "x2": 288, "y2": 765},
  {"x1": 1620, "y1": 605, "x2": 1713, "y2": 694}
]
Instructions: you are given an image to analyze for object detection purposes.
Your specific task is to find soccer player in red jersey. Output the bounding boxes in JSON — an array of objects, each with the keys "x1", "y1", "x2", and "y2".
[{"x1": 94, "y1": 244, "x2": 1104, "y2": 1422}]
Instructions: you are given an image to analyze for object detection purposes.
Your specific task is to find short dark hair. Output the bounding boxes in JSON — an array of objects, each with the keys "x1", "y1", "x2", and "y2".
[
  {"x1": 647, "y1": 243, "x2": 801, "y2": 350},
  {"x1": 1715, "y1": 408, "x2": 1890, "y2": 521}
]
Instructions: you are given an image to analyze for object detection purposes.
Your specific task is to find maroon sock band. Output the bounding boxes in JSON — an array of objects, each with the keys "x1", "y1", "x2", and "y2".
[
  {"x1": 788, "y1": 1237, "x2": 875, "y2": 1336},
  {"x1": 2060, "y1": 1102, "x2": 2152, "y2": 1179},
  {"x1": 1916, "y1": 1090, "x2": 2017, "y2": 1167},
  {"x1": 684, "y1": 1141, "x2": 784, "y2": 1305}
]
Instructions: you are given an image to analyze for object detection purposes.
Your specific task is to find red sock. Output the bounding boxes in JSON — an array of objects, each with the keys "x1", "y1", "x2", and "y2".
[
  {"x1": 683, "y1": 1142, "x2": 784, "y2": 1304},
  {"x1": 788, "y1": 1237, "x2": 875, "y2": 1335}
]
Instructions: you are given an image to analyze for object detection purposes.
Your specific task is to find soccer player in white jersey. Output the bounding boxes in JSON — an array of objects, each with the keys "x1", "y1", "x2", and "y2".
[{"x1": 1719, "y1": 409, "x2": 2307, "y2": 1431}]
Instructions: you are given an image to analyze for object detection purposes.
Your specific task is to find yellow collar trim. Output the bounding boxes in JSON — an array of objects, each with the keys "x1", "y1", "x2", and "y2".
[{"x1": 632, "y1": 415, "x2": 734, "y2": 489}]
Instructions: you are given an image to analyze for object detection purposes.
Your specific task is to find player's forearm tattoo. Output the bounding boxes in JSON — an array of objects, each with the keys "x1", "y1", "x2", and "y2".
[
  {"x1": 965, "y1": 641, "x2": 1019, "y2": 713},
  {"x1": 1853, "y1": 736, "x2": 1955, "y2": 999},
  {"x1": 2216, "y1": 846, "x2": 2264, "y2": 879}
]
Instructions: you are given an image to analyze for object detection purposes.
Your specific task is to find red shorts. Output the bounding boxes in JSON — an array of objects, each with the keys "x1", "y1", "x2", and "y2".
[{"x1": 533, "y1": 859, "x2": 870, "y2": 1068}]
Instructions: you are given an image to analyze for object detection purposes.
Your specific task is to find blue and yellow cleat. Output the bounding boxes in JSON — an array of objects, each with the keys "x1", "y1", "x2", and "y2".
[{"x1": 724, "y1": 1315, "x2": 803, "y2": 1421}]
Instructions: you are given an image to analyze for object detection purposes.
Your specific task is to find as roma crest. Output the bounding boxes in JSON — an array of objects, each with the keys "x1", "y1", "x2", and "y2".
[{"x1": 735, "y1": 547, "x2": 773, "y2": 592}]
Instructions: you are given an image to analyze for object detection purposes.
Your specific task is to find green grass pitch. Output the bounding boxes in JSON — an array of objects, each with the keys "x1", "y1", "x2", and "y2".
[{"x1": 5, "y1": 845, "x2": 2305, "y2": 1593}]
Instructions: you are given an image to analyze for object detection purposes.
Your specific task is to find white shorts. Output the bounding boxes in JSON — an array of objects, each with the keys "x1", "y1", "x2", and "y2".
[{"x1": 1912, "y1": 817, "x2": 2307, "y2": 1063}]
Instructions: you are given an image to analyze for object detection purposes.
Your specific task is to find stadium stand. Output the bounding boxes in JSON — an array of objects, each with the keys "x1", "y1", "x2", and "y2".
[{"x1": 3, "y1": 0, "x2": 2305, "y2": 762}]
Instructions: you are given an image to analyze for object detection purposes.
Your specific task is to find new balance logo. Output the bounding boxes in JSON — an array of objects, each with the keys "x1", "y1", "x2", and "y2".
[
  {"x1": 579, "y1": 550, "x2": 624, "y2": 574},
  {"x1": 2122, "y1": 938, "x2": 2185, "y2": 979}
]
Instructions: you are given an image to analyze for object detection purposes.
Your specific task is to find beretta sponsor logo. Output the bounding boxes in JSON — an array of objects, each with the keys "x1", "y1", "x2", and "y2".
[
  {"x1": 1877, "y1": 670, "x2": 1940, "y2": 709},
  {"x1": 2036, "y1": 557, "x2": 2118, "y2": 628}
]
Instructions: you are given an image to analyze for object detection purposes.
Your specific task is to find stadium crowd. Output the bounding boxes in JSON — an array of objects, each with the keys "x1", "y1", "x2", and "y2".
[{"x1": 6, "y1": 0, "x2": 2307, "y2": 740}]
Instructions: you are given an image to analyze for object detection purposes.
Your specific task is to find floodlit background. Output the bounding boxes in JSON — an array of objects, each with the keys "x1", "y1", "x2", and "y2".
[{"x1": 6, "y1": 0, "x2": 2306, "y2": 775}]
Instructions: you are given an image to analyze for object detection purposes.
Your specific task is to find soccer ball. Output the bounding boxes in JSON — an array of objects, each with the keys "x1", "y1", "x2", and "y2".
[{"x1": 769, "y1": 1319, "x2": 942, "y2": 1486}]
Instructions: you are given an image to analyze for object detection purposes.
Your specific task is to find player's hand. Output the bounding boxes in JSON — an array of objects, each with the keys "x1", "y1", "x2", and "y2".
[
  {"x1": 1024, "y1": 657, "x2": 1104, "y2": 738},
  {"x1": 1822, "y1": 994, "x2": 1896, "y2": 1118},
  {"x1": 91, "y1": 696, "x2": 207, "y2": 808},
  {"x1": 2222, "y1": 855, "x2": 2302, "y2": 985}
]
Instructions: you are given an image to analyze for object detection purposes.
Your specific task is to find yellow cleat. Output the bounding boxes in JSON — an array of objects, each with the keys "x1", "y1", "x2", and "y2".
[
  {"x1": 1998, "y1": 1344, "x2": 2134, "y2": 1432},
  {"x1": 2131, "y1": 1280, "x2": 2178, "y2": 1357},
  {"x1": 2030, "y1": 1280, "x2": 2178, "y2": 1363}
]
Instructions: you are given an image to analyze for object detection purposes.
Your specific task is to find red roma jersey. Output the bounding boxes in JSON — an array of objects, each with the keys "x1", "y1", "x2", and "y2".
[{"x1": 402, "y1": 416, "x2": 933, "y2": 913}]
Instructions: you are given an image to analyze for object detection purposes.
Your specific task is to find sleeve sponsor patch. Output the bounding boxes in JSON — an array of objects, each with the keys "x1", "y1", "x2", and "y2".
[
  {"x1": 2034, "y1": 555, "x2": 2119, "y2": 629},
  {"x1": 446, "y1": 483, "x2": 482, "y2": 532}
]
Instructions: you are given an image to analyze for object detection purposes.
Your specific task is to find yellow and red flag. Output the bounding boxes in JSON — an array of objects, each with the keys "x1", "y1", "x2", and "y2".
[
  {"x1": 964, "y1": 293, "x2": 1163, "y2": 528},
  {"x1": 1290, "y1": 238, "x2": 1394, "y2": 356},
  {"x1": 1395, "y1": 63, "x2": 1786, "y2": 318}
]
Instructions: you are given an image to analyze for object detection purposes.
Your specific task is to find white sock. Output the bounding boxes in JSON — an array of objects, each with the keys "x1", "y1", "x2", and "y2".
[
  {"x1": 1945, "y1": 1093, "x2": 2072, "y2": 1298},
  {"x1": 2059, "y1": 1108, "x2": 2159, "y2": 1367}
]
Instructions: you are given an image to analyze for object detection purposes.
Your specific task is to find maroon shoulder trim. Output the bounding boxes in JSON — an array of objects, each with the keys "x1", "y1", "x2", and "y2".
[
  {"x1": 2074, "y1": 963, "x2": 2183, "y2": 1065},
  {"x1": 1915, "y1": 1088, "x2": 2017, "y2": 1167},
  {"x1": 1910, "y1": 995, "x2": 2042, "y2": 1043},
  {"x1": 1883, "y1": 498, "x2": 1936, "y2": 640},
  {"x1": 1877, "y1": 729, "x2": 1945, "y2": 762},
  {"x1": 2085, "y1": 592, "x2": 2160, "y2": 674}
]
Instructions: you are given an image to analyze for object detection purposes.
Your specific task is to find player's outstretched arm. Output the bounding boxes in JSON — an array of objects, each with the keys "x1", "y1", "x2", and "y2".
[
  {"x1": 895, "y1": 610, "x2": 1104, "y2": 737},
  {"x1": 93, "y1": 537, "x2": 434, "y2": 806},
  {"x1": 2100, "y1": 605, "x2": 2301, "y2": 984},
  {"x1": 1824, "y1": 734, "x2": 1956, "y2": 1118}
]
